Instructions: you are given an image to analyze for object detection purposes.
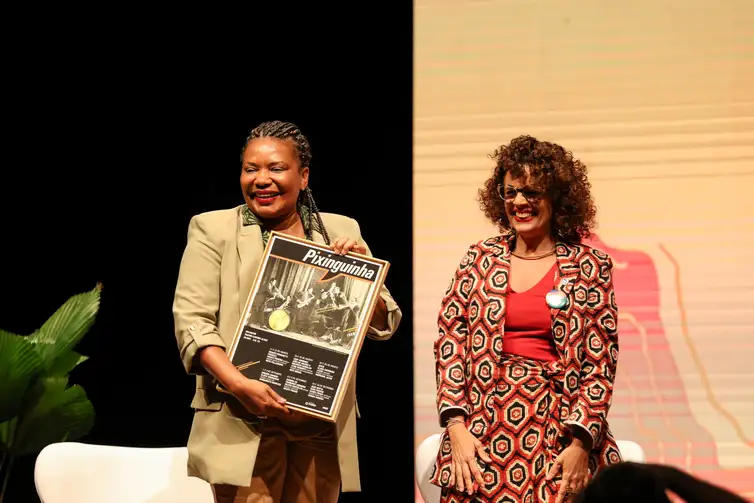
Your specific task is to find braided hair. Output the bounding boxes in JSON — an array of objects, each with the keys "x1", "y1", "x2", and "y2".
[{"x1": 241, "y1": 120, "x2": 331, "y2": 244}]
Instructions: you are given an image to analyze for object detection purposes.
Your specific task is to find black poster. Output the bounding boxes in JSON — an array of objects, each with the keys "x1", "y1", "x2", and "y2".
[
  {"x1": 226, "y1": 232, "x2": 389, "y2": 422},
  {"x1": 233, "y1": 325, "x2": 348, "y2": 415}
]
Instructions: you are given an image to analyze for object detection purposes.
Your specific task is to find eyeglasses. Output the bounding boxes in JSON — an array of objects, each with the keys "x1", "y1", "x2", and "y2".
[{"x1": 497, "y1": 184, "x2": 544, "y2": 204}]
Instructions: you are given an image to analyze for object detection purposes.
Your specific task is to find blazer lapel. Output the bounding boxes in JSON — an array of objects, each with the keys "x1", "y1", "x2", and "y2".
[
  {"x1": 237, "y1": 219, "x2": 266, "y2": 317},
  {"x1": 550, "y1": 242, "x2": 580, "y2": 357},
  {"x1": 488, "y1": 235, "x2": 512, "y2": 349}
]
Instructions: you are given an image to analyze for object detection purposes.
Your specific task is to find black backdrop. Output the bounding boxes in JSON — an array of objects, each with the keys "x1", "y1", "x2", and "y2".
[{"x1": 1, "y1": 6, "x2": 413, "y2": 502}]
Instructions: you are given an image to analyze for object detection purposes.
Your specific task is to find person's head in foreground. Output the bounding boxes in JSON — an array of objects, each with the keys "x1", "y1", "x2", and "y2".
[{"x1": 574, "y1": 462, "x2": 747, "y2": 503}]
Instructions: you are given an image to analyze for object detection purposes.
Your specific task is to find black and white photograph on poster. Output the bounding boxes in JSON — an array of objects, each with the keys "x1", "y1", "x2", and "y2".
[
  {"x1": 223, "y1": 232, "x2": 389, "y2": 422},
  {"x1": 245, "y1": 258, "x2": 371, "y2": 354}
]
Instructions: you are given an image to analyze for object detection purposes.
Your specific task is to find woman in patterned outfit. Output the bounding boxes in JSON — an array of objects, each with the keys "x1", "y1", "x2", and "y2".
[{"x1": 430, "y1": 135, "x2": 623, "y2": 503}]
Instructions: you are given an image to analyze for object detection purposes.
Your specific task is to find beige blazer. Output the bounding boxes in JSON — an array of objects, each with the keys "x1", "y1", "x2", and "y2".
[{"x1": 172, "y1": 205, "x2": 401, "y2": 492}]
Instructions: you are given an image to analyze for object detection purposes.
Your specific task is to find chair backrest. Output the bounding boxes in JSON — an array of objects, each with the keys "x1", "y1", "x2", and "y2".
[
  {"x1": 414, "y1": 434, "x2": 647, "y2": 503},
  {"x1": 34, "y1": 442, "x2": 214, "y2": 503},
  {"x1": 616, "y1": 440, "x2": 646, "y2": 463},
  {"x1": 415, "y1": 434, "x2": 442, "y2": 503}
]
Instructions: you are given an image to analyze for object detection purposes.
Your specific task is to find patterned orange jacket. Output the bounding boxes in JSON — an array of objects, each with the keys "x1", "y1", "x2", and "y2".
[{"x1": 431, "y1": 232, "x2": 622, "y2": 483}]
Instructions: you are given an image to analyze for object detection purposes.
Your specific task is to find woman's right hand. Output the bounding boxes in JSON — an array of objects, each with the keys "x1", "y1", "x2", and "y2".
[
  {"x1": 447, "y1": 422, "x2": 492, "y2": 495},
  {"x1": 231, "y1": 378, "x2": 291, "y2": 417}
]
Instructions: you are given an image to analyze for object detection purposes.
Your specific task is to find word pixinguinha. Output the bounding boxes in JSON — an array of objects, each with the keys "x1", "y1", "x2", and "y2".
[{"x1": 302, "y1": 249, "x2": 376, "y2": 280}]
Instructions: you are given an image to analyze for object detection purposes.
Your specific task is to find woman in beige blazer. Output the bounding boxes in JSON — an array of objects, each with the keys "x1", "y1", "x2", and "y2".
[{"x1": 172, "y1": 120, "x2": 402, "y2": 503}]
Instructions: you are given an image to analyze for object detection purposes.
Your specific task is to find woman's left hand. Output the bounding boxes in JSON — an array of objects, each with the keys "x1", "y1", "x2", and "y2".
[
  {"x1": 546, "y1": 442, "x2": 590, "y2": 503},
  {"x1": 331, "y1": 237, "x2": 366, "y2": 256}
]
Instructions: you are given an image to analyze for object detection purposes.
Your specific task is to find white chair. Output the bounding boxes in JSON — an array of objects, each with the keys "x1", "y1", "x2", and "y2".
[
  {"x1": 616, "y1": 440, "x2": 646, "y2": 463},
  {"x1": 415, "y1": 433, "x2": 443, "y2": 503},
  {"x1": 34, "y1": 442, "x2": 214, "y2": 503},
  {"x1": 414, "y1": 434, "x2": 646, "y2": 503}
]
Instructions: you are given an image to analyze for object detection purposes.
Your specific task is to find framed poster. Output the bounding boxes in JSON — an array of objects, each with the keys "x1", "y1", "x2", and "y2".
[{"x1": 222, "y1": 231, "x2": 389, "y2": 422}]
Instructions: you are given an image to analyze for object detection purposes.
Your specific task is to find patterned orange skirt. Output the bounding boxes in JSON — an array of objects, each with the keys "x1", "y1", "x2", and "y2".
[{"x1": 434, "y1": 356, "x2": 617, "y2": 503}]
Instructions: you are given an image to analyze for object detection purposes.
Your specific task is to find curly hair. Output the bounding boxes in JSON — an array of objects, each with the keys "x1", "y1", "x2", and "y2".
[{"x1": 478, "y1": 134, "x2": 597, "y2": 243}]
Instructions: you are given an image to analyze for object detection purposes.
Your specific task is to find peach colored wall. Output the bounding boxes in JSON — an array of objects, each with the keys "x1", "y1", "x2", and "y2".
[{"x1": 413, "y1": 1, "x2": 754, "y2": 499}]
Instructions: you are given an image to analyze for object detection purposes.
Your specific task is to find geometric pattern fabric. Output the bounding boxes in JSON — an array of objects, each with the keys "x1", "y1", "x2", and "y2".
[{"x1": 430, "y1": 232, "x2": 623, "y2": 501}]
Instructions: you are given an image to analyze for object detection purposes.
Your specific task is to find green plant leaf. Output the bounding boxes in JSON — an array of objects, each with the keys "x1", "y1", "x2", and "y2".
[
  {"x1": 0, "y1": 417, "x2": 18, "y2": 453},
  {"x1": 47, "y1": 351, "x2": 89, "y2": 377},
  {"x1": 0, "y1": 330, "x2": 44, "y2": 423},
  {"x1": 9, "y1": 377, "x2": 94, "y2": 457},
  {"x1": 28, "y1": 284, "x2": 101, "y2": 370}
]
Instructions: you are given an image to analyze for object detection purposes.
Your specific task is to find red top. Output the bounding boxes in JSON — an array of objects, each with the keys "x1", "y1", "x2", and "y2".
[{"x1": 502, "y1": 262, "x2": 559, "y2": 362}]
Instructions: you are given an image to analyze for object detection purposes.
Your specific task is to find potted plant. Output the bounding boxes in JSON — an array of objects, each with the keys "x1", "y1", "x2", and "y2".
[{"x1": 0, "y1": 284, "x2": 101, "y2": 503}]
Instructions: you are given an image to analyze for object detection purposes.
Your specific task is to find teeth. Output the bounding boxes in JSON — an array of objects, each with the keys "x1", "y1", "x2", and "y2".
[{"x1": 516, "y1": 212, "x2": 532, "y2": 218}]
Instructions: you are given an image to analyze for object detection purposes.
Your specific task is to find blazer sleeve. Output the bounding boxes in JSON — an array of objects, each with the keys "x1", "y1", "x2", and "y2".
[
  {"x1": 172, "y1": 214, "x2": 226, "y2": 375},
  {"x1": 434, "y1": 246, "x2": 475, "y2": 425},
  {"x1": 565, "y1": 255, "x2": 620, "y2": 445},
  {"x1": 353, "y1": 219, "x2": 402, "y2": 341}
]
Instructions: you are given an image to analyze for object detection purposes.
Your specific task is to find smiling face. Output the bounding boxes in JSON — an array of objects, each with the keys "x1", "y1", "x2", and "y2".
[
  {"x1": 501, "y1": 169, "x2": 553, "y2": 239},
  {"x1": 240, "y1": 137, "x2": 309, "y2": 221}
]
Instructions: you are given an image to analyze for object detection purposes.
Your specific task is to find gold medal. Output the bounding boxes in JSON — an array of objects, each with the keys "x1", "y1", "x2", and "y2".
[{"x1": 268, "y1": 309, "x2": 290, "y2": 331}]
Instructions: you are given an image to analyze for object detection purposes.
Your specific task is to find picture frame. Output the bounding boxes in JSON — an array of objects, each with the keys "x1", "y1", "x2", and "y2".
[{"x1": 219, "y1": 231, "x2": 390, "y2": 423}]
